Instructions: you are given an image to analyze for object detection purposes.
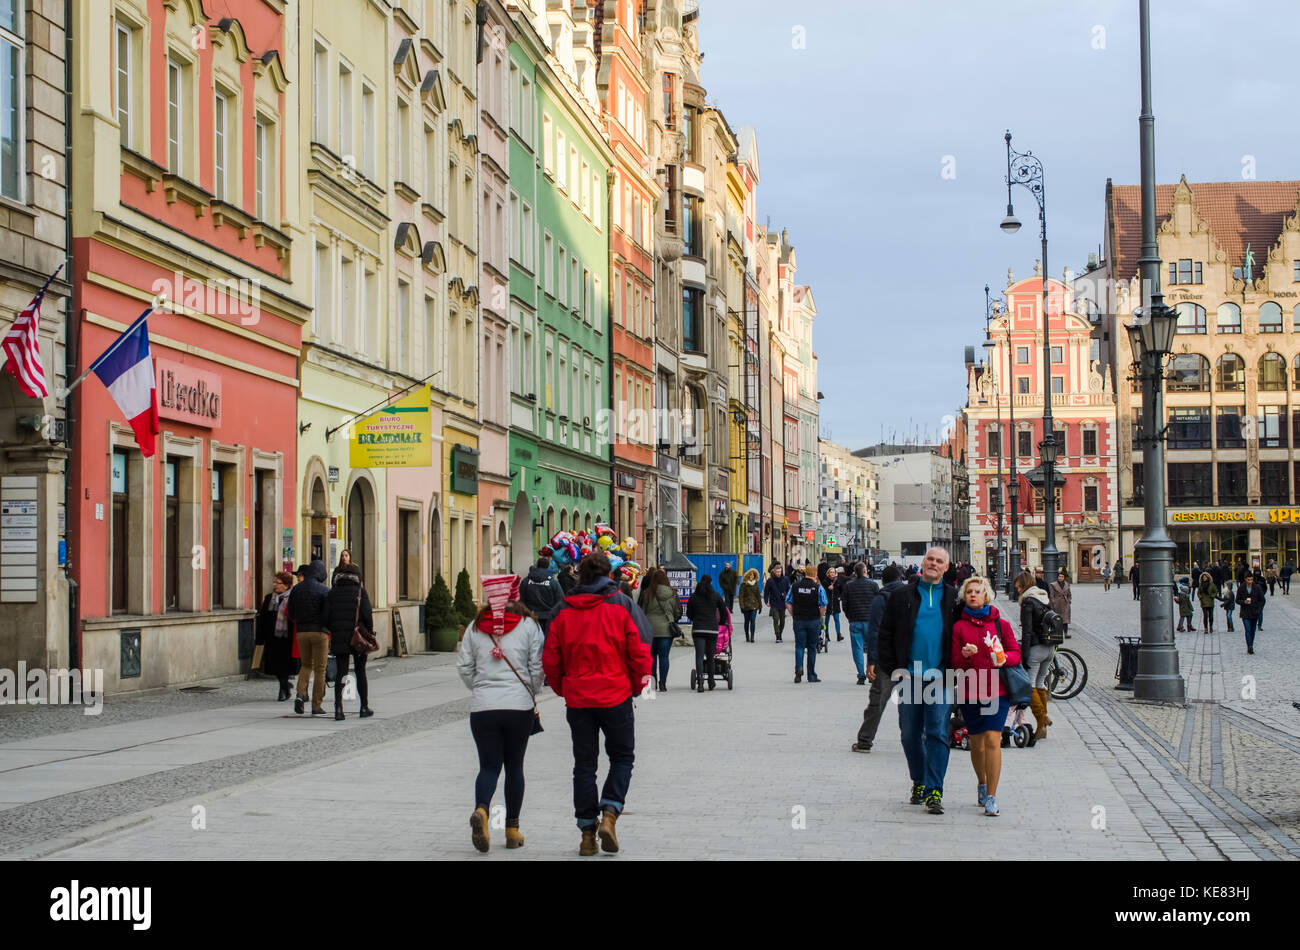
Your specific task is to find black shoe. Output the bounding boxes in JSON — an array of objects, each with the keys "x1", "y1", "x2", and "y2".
[
  {"x1": 708, "y1": 678, "x2": 716, "y2": 690},
  {"x1": 836, "y1": 635, "x2": 844, "y2": 642},
  {"x1": 359, "y1": 708, "x2": 374, "y2": 718},
  {"x1": 334, "y1": 707, "x2": 345, "y2": 721},
  {"x1": 925, "y1": 790, "x2": 945, "y2": 815},
  {"x1": 909, "y1": 783, "x2": 925, "y2": 805},
  {"x1": 658, "y1": 682, "x2": 667, "y2": 692},
  {"x1": 794, "y1": 669, "x2": 803, "y2": 683},
  {"x1": 294, "y1": 696, "x2": 305, "y2": 715},
  {"x1": 851, "y1": 742, "x2": 872, "y2": 753},
  {"x1": 277, "y1": 685, "x2": 290, "y2": 702},
  {"x1": 696, "y1": 684, "x2": 705, "y2": 693},
  {"x1": 1247, "y1": 646, "x2": 1254, "y2": 654},
  {"x1": 311, "y1": 707, "x2": 328, "y2": 716},
  {"x1": 857, "y1": 674, "x2": 867, "y2": 685},
  {"x1": 808, "y1": 674, "x2": 821, "y2": 683}
]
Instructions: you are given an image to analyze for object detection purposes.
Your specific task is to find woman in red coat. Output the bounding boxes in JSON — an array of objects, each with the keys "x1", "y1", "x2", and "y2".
[{"x1": 951, "y1": 575, "x2": 1021, "y2": 818}]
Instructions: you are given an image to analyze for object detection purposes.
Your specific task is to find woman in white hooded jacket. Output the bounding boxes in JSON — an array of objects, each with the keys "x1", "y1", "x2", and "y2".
[
  {"x1": 1014, "y1": 571, "x2": 1054, "y2": 741},
  {"x1": 457, "y1": 583, "x2": 545, "y2": 854}
]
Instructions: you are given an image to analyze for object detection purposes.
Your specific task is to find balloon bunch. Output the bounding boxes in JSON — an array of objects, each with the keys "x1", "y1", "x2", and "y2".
[{"x1": 540, "y1": 524, "x2": 642, "y2": 587}]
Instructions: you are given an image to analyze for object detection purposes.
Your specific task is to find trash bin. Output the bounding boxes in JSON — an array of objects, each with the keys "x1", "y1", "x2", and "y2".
[{"x1": 1114, "y1": 636, "x2": 1140, "y2": 691}]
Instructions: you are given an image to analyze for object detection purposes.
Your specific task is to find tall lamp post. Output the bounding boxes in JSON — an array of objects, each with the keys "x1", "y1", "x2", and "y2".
[
  {"x1": 1129, "y1": 0, "x2": 1185, "y2": 702},
  {"x1": 1001, "y1": 131, "x2": 1061, "y2": 581},
  {"x1": 1004, "y1": 314, "x2": 1021, "y2": 589},
  {"x1": 981, "y1": 284, "x2": 1005, "y2": 592}
]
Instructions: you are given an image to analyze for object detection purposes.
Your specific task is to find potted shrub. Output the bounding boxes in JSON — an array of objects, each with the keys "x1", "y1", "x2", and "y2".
[
  {"x1": 453, "y1": 568, "x2": 478, "y2": 632},
  {"x1": 424, "y1": 573, "x2": 458, "y2": 652}
]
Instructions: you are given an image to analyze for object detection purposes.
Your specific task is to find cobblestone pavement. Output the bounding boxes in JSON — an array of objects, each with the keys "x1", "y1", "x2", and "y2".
[{"x1": 2, "y1": 588, "x2": 1298, "y2": 860}]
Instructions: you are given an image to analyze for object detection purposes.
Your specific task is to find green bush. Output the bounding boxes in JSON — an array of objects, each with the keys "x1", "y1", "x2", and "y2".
[
  {"x1": 425, "y1": 573, "x2": 454, "y2": 633},
  {"x1": 453, "y1": 568, "x2": 478, "y2": 626}
]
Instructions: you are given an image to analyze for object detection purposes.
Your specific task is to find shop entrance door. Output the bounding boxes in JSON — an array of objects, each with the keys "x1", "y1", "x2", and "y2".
[{"x1": 1077, "y1": 544, "x2": 1103, "y2": 582}]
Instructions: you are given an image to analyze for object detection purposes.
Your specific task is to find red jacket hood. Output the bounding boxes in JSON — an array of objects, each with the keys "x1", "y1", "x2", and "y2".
[{"x1": 561, "y1": 593, "x2": 609, "y2": 610}]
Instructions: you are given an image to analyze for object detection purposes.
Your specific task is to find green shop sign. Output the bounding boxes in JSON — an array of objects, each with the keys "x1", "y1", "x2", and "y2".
[{"x1": 451, "y1": 444, "x2": 480, "y2": 495}]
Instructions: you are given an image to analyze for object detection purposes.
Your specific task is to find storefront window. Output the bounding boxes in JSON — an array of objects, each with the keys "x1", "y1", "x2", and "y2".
[
  {"x1": 1216, "y1": 462, "x2": 1247, "y2": 506},
  {"x1": 1260, "y1": 528, "x2": 1299, "y2": 570}
]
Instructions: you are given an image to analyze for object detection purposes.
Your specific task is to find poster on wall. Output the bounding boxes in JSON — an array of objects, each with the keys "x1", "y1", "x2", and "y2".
[{"x1": 349, "y1": 385, "x2": 433, "y2": 468}]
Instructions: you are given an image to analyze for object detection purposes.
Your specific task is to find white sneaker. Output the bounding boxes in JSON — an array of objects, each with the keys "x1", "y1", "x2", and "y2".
[{"x1": 984, "y1": 795, "x2": 999, "y2": 817}]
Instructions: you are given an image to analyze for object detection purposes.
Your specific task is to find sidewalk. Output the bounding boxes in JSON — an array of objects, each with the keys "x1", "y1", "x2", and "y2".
[{"x1": 3, "y1": 589, "x2": 1296, "y2": 860}]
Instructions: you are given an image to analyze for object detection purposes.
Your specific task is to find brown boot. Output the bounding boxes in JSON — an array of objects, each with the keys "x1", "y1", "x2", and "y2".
[
  {"x1": 1042, "y1": 688, "x2": 1053, "y2": 726},
  {"x1": 505, "y1": 826, "x2": 524, "y2": 849},
  {"x1": 579, "y1": 827, "x2": 598, "y2": 856},
  {"x1": 1029, "y1": 689, "x2": 1048, "y2": 740},
  {"x1": 597, "y1": 808, "x2": 620, "y2": 853},
  {"x1": 470, "y1": 807, "x2": 490, "y2": 853}
]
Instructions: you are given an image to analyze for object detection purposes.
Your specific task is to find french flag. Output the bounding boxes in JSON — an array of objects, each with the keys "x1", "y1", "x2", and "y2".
[{"x1": 89, "y1": 310, "x2": 159, "y2": 458}]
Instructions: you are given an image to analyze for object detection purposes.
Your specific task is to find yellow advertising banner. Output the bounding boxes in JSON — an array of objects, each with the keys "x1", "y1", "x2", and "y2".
[{"x1": 349, "y1": 385, "x2": 433, "y2": 468}]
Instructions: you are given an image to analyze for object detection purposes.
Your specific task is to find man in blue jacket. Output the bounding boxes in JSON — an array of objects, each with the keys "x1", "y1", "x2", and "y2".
[
  {"x1": 763, "y1": 564, "x2": 791, "y2": 643},
  {"x1": 852, "y1": 565, "x2": 905, "y2": 752}
]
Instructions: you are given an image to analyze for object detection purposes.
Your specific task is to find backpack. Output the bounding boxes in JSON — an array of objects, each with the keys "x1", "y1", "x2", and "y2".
[{"x1": 1038, "y1": 606, "x2": 1065, "y2": 645}]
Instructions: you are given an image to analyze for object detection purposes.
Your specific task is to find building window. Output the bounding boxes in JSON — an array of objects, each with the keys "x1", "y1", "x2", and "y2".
[
  {"x1": 663, "y1": 73, "x2": 675, "y2": 130},
  {"x1": 1050, "y1": 345, "x2": 1063, "y2": 363},
  {"x1": 396, "y1": 96, "x2": 410, "y2": 183},
  {"x1": 361, "y1": 83, "x2": 376, "y2": 179},
  {"x1": 1259, "y1": 405, "x2": 1287, "y2": 448},
  {"x1": 988, "y1": 483, "x2": 1001, "y2": 511},
  {"x1": 1017, "y1": 430, "x2": 1032, "y2": 458},
  {"x1": 1216, "y1": 462, "x2": 1247, "y2": 506},
  {"x1": 1016, "y1": 377, "x2": 1029, "y2": 394},
  {"x1": 1169, "y1": 259, "x2": 1202, "y2": 285},
  {"x1": 1259, "y1": 301, "x2": 1284, "y2": 334},
  {"x1": 312, "y1": 41, "x2": 328, "y2": 142},
  {"x1": 397, "y1": 279, "x2": 410, "y2": 376},
  {"x1": 1168, "y1": 407, "x2": 1211, "y2": 449},
  {"x1": 664, "y1": 165, "x2": 678, "y2": 233},
  {"x1": 1051, "y1": 376, "x2": 1063, "y2": 394},
  {"x1": 110, "y1": 450, "x2": 130, "y2": 614},
  {"x1": 987, "y1": 429, "x2": 1000, "y2": 457},
  {"x1": 1174, "y1": 302, "x2": 1206, "y2": 334},
  {"x1": 167, "y1": 59, "x2": 184, "y2": 173},
  {"x1": 683, "y1": 194, "x2": 702, "y2": 256},
  {"x1": 556, "y1": 131, "x2": 566, "y2": 191},
  {"x1": 683, "y1": 288, "x2": 702, "y2": 351},
  {"x1": 543, "y1": 113, "x2": 553, "y2": 174},
  {"x1": 114, "y1": 18, "x2": 133, "y2": 153},
  {"x1": 1016, "y1": 347, "x2": 1029, "y2": 363},
  {"x1": 1261, "y1": 461, "x2": 1289, "y2": 506},
  {"x1": 1082, "y1": 428, "x2": 1098, "y2": 456},
  {"x1": 1216, "y1": 353, "x2": 1245, "y2": 391},
  {"x1": 211, "y1": 465, "x2": 230, "y2": 608},
  {"x1": 1052, "y1": 429, "x2": 1067, "y2": 454},
  {"x1": 1130, "y1": 462, "x2": 1144, "y2": 504},
  {"x1": 1294, "y1": 260, "x2": 1300, "y2": 283},
  {"x1": 1259, "y1": 353, "x2": 1287, "y2": 391},
  {"x1": 1167, "y1": 353, "x2": 1210, "y2": 392},
  {"x1": 1216, "y1": 302, "x2": 1241, "y2": 333},
  {"x1": 338, "y1": 61, "x2": 353, "y2": 159},
  {"x1": 1216, "y1": 406, "x2": 1246, "y2": 449},
  {"x1": 398, "y1": 508, "x2": 418, "y2": 600},
  {"x1": 165, "y1": 459, "x2": 179, "y2": 611},
  {"x1": 255, "y1": 117, "x2": 274, "y2": 220},
  {"x1": 1170, "y1": 462, "x2": 1211, "y2": 506},
  {"x1": 213, "y1": 87, "x2": 231, "y2": 201},
  {"x1": 1084, "y1": 485, "x2": 1099, "y2": 512},
  {"x1": 1032, "y1": 485, "x2": 1062, "y2": 512}
]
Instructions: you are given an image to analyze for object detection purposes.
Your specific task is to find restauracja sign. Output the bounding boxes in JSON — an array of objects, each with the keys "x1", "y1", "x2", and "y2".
[{"x1": 1170, "y1": 509, "x2": 1300, "y2": 523}]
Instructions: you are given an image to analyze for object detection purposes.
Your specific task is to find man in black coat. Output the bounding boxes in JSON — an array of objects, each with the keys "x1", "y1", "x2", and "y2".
[
  {"x1": 288, "y1": 559, "x2": 331, "y2": 715},
  {"x1": 763, "y1": 564, "x2": 791, "y2": 642},
  {"x1": 875, "y1": 547, "x2": 958, "y2": 815},
  {"x1": 854, "y1": 565, "x2": 906, "y2": 751},
  {"x1": 841, "y1": 562, "x2": 880, "y2": 685},
  {"x1": 521, "y1": 556, "x2": 565, "y2": 635},
  {"x1": 718, "y1": 562, "x2": 739, "y2": 614},
  {"x1": 1130, "y1": 561, "x2": 1141, "y2": 600},
  {"x1": 323, "y1": 561, "x2": 374, "y2": 719}
]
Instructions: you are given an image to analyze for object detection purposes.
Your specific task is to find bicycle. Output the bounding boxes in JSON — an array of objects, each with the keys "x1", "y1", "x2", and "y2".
[{"x1": 1045, "y1": 646, "x2": 1087, "y2": 699}]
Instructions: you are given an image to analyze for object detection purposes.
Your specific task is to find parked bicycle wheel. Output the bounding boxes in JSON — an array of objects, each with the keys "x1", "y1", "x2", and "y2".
[{"x1": 1050, "y1": 647, "x2": 1088, "y2": 699}]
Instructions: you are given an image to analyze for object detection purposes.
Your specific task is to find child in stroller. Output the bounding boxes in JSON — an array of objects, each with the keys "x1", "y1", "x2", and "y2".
[{"x1": 690, "y1": 601, "x2": 736, "y2": 690}]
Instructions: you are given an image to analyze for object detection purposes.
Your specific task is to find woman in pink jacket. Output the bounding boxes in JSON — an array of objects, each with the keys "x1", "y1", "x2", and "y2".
[{"x1": 951, "y1": 575, "x2": 1021, "y2": 818}]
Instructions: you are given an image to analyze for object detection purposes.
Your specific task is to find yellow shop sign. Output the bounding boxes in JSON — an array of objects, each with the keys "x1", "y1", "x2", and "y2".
[
  {"x1": 1169, "y1": 511, "x2": 1255, "y2": 523},
  {"x1": 1268, "y1": 508, "x2": 1300, "y2": 523},
  {"x1": 349, "y1": 385, "x2": 433, "y2": 468}
]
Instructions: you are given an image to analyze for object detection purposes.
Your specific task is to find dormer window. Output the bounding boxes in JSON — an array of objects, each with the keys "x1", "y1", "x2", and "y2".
[{"x1": 1169, "y1": 259, "x2": 1202, "y2": 285}]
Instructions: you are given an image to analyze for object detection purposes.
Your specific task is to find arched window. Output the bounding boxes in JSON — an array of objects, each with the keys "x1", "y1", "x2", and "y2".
[
  {"x1": 1175, "y1": 302, "x2": 1206, "y2": 334},
  {"x1": 1216, "y1": 354, "x2": 1245, "y2": 392},
  {"x1": 1293, "y1": 304, "x2": 1300, "y2": 332},
  {"x1": 546, "y1": 505, "x2": 555, "y2": 540},
  {"x1": 1259, "y1": 352, "x2": 1287, "y2": 391},
  {"x1": 1216, "y1": 302, "x2": 1241, "y2": 334},
  {"x1": 1167, "y1": 354, "x2": 1210, "y2": 392},
  {"x1": 559, "y1": 509, "x2": 568, "y2": 532},
  {"x1": 346, "y1": 481, "x2": 373, "y2": 583},
  {"x1": 1259, "y1": 301, "x2": 1283, "y2": 333}
]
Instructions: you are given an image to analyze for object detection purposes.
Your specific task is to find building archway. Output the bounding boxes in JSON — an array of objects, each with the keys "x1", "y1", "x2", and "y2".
[
  {"x1": 429, "y1": 507, "x2": 443, "y2": 583},
  {"x1": 511, "y1": 492, "x2": 533, "y2": 575},
  {"x1": 346, "y1": 476, "x2": 378, "y2": 586}
]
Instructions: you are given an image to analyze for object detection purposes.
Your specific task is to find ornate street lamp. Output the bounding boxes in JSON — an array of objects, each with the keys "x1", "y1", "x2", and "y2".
[
  {"x1": 1130, "y1": 0, "x2": 1185, "y2": 703},
  {"x1": 1002, "y1": 130, "x2": 1061, "y2": 580}
]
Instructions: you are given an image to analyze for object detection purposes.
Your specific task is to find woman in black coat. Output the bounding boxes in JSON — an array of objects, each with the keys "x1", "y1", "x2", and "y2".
[
  {"x1": 1235, "y1": 571, "x2": 1266, "y2": 655},
  {"x1": 324, "y1": 562, "x2": 375, "y2": 719},
  {"x1": 256, "y1": 571, "x2": 298, "y2": 701},
  {"x1": 686, "y1": 574, "x2": 727, "y2": 692}
]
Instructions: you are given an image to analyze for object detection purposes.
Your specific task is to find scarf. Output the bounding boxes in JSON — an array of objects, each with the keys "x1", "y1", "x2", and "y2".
[
  {"x1": 964, "y1": 604, "x2": 992, "y2": 622},
  {"x1": 271, "y1": 591, "x2": 290, "y2": 638}
]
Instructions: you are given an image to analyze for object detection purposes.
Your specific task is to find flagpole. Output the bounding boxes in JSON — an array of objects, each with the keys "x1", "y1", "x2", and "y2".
[{"x1": 59, "y1": 307, "x2": 152, "y2": 399}]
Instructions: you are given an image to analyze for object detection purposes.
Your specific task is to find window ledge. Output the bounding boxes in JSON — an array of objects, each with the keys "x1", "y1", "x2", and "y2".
[
  {"x1": 121, "y1": 147, "x2": 166, "y2": 194},
  {"x1": 162, "y1": 172, "x2": 213, "y2": 216},
  {"x1": 210, "y1": 199, "x2": 255, "y2": 238},
  {"x1": 421, "y1": 202, "x2": 445, "y2": 225},
  {"x1": 253, "y1": 221, "x2": 292, "y2": 260},
  {"x1": 394, "y1": 180, "x2": 420, "y2": 203}
]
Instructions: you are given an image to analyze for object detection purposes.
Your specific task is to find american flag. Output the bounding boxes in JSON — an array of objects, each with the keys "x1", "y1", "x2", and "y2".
[{"x1": 1, "y1": 265, "x2": 62, "y2": 399}]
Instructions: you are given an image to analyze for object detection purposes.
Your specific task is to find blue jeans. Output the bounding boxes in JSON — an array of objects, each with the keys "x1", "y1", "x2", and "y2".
[
  {"x1": 1242, "y1": 617, "x2": 1258, "y2": 649},
  {"x1": 650, "y1": 637, "x2": 672, "y2": 687},
  {"x1": 848, "y1": 621, "x2": 869, "y2": 677},
  {"x1": 743, "y1": 609, "x2": 758, "y2": 639},
  {"x1": 1224, "y1": 608, "x2": 1234, "y2": 630},
  {"x1": 898, "y1": 686, "x2": 951, "y2": 794},
  {"x1": 793, "y1": 619, "x2": 821, "y2": 676},
  {"x1": 824, "y1": 611, "x2": 841, "y2": 637},
  {"x1": 565, "y1": 698, "x2": 635, "y2": 828}
]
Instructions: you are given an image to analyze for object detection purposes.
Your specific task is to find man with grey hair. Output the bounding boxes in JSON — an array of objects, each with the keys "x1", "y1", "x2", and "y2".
[{"x1": 875, "y1": 547, "x2": 958, "y2": 815}]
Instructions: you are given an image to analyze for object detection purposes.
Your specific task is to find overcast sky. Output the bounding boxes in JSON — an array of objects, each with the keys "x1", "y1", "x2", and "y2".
[{"x1": 698, "y1": 0, "x2": 1300, "y2": 452}]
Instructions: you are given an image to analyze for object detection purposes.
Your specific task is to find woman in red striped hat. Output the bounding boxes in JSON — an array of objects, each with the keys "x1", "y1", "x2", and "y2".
[{"x1": 457, "y1": 573, "x2": 545, "y2": 853}]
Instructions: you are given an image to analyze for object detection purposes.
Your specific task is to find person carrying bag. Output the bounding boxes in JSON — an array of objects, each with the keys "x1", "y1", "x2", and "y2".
[{"x1": 324, "y1": 562, "x2": 375, "y2": 721}]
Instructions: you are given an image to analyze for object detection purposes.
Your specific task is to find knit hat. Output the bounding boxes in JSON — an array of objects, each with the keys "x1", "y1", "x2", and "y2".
[{"x1": 480, "y1": 574, "x2": 521, "y2": 637}]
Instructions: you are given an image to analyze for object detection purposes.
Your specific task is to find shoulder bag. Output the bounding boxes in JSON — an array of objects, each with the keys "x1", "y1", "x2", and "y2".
[
  {"x1": 660, "y1": 590, "x2": 684, "y2": 640},
  {"x1": 493, "y1": 628, "x2": 543, "y2": 735},
  {"x1": 350, "y1": 583, "x2": 380, "y2": 654}
]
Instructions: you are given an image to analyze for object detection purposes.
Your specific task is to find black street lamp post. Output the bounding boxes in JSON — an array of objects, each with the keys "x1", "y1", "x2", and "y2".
[
  {"x1": 1005, "y1": 315, "x2": 1021, "y2": 589},
  {"x1": 1129, "y1": 0, "x2": 1186, "y2": 702},
  {"x1": 1001, "y1": 131, "x2": 1061, "y2": 581}
]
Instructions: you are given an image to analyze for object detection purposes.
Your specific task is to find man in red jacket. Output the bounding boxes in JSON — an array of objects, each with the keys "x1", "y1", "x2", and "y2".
[{"x1": 544, "y1": 551, "x2": 654, "y2": 856}]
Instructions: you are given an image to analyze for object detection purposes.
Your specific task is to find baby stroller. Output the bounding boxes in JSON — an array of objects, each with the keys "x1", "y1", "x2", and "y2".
[
  {"x1": 818, "y1": 618, "x2": 831, "y2": 654},
  {"x1": 689, "y1": 612, "x2": 735, "y2": 690},
  {"x1": 1001, "y1": 702, "x2": 1036, "y2": 748}
]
